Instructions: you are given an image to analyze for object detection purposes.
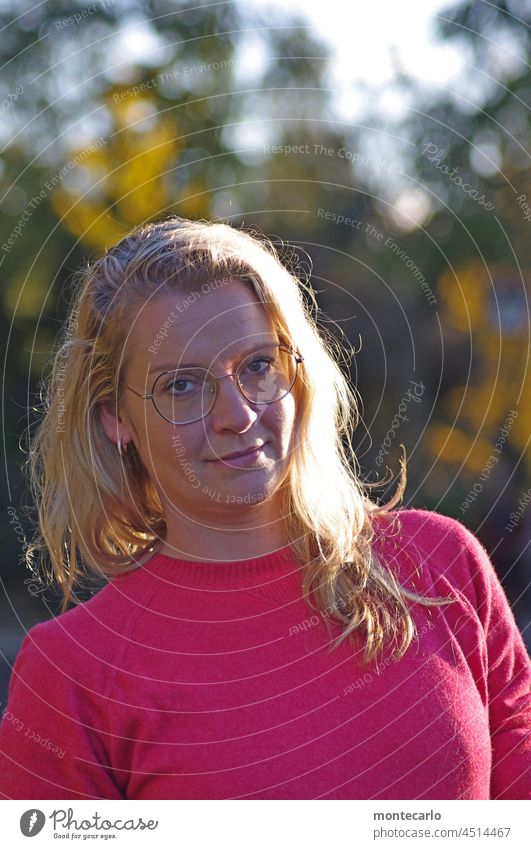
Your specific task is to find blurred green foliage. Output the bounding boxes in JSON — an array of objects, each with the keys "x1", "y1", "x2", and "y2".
[{"x1": 0, "y1": 0, "x2": 529, "y2": 639}]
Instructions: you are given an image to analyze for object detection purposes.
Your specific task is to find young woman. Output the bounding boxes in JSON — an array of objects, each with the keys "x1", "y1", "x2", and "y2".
[{"x1": 0, "y1": 216, "x2": 529, "y2": 800}]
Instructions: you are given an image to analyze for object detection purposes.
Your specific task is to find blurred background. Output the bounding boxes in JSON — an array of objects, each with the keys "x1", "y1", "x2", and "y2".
[{"x1": 1, "y1": 0, "x2": 530, "y2": 704}]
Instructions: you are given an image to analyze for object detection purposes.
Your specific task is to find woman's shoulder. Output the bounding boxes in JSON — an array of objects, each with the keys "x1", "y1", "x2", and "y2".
[
  {"x1": 18, "y1": 559, "x2": 158, "y2": 672},
  {"x1": 372, "y1": 505, "x2": 474, "y2": 540},
  {"x1": 371, "y1": 507, "x2": 497, "y2": 611},
  {"x1": 372, "y1": 506, "x2": 488, "y2": 559}
]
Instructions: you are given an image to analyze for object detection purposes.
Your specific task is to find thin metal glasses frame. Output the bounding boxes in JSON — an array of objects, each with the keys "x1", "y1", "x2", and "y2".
[{"x1": 123, "y1": 343, "x2": 304, "y2": 425}]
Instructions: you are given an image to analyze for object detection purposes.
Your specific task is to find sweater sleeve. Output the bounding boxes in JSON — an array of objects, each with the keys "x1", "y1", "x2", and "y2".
[
  {"x1": 0, "y1": 621, "x2": 124, "y2": 800},
  {"x1": 448, "y1": 518, "x2": 531, "y2": 799}
]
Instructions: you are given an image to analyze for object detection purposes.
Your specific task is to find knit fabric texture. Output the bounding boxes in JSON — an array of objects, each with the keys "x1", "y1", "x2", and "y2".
[{"x1": 0, "y1": 509, "x2": 529, "y2": 800}]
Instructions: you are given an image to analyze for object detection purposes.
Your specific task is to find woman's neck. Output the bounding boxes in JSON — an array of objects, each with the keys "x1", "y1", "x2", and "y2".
[{"x1": 155, "y1": 523, "x2": 291, "y2": 562}]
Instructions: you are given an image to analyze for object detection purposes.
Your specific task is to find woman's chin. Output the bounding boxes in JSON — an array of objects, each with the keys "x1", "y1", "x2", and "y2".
[{"x1": 197, "y1": 472, "x2": 279, "y2": 510}]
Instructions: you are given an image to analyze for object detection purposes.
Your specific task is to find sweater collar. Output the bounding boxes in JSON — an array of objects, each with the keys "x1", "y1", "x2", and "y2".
[{"x1": 141, "y1": 544, "x2": 300, "y2": 590}]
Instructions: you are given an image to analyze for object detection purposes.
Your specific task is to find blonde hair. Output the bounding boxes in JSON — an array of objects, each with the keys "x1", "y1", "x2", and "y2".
[{"x1": 26, "y1": 216, "x2": 454, "y2": 664}]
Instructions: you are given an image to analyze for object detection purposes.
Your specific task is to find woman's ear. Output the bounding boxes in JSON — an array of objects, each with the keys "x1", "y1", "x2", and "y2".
[{"x1": 98, "y1": 399, "x2": 133, "y2": 448}]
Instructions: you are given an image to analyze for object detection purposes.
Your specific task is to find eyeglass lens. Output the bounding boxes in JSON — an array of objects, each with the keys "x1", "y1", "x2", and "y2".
[{"x1": 152, "y1": 344, "x2": 298, "y2": 424}]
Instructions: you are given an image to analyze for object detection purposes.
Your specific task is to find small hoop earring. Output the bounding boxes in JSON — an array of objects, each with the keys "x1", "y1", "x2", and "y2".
[{"x1": 117, "y1": 436, "x2": 129, "y2": 456}]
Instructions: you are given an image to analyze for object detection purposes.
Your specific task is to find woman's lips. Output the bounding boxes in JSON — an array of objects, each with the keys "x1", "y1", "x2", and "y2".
[{"x1": 208, "y1": 444, "x2": 267, "y2": 466}]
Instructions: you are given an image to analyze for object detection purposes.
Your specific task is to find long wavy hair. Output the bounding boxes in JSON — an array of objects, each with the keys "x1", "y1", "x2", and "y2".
[{"x1": 26, "y1": 215, "x2": 454, "y2": 664}]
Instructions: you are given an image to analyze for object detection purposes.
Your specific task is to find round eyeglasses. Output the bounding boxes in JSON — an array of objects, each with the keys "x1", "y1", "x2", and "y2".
[{"x1": 123, "y1": 343, "x2": 304, "y2": 425}]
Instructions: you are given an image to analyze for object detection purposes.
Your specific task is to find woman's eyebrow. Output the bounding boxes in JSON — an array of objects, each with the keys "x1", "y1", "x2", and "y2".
[{"x1": 147, "y1": 339, "x2": 281, "y2": 373}]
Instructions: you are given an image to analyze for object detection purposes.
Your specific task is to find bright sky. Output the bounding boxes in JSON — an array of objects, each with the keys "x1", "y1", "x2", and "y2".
[
  {"x1": 229, "y1": 0, "x2": 469, "y2": 229},
  {"x1": 114, "y1": 0, "x2": 466, "y2": 123},
  {"x1": 244, "y1": 0, "x2": 465, "y2": 120}
]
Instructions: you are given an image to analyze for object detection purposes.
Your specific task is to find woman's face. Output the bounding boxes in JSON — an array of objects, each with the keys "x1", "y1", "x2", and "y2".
[{"x1": 101, "y1": 279, "x2": 297, "y2": 524}]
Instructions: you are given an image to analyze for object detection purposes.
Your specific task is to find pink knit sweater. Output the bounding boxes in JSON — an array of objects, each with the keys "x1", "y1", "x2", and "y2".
[{"x1": 0, "y1": 509, "x2": 529, "y2": 800}]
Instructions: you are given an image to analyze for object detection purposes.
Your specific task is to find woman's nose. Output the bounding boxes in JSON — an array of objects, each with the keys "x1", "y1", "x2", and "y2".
[{"x1": 208, "y1": 373, "x2": 258, "y2": 433}]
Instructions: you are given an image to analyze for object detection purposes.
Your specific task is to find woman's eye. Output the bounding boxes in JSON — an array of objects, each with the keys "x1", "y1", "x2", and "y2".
[
  {"x1": 246, "y1": 357, "x2": 273, "y2": 374},
  {"x1": 164, "y1": 376, "x2": 200, "y2": 395}
]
